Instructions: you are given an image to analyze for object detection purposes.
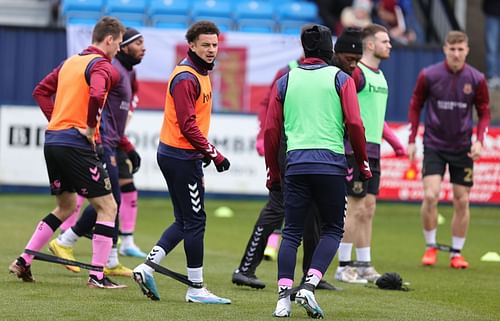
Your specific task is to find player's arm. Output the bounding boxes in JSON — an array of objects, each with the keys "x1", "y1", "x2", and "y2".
[
  {"x1": 469, "y1": 77, "x2": 491, "y2": 160},
  {"x1": 337, "y1": 71, "x2": 372, "y2": 180},
  {"x1": 32, "y1": 64, "x2": 62, "y2": 121},
  {"x1": 87, "y1": 60, "x2": 120, "y2": 128},
  {"x1": 171, "y1": 74, "x2": 229, "y2": 172},
  {"x1": 263, "y1": 77, "x2": 285, "y2": 190},
  {"x1": 256, "y1": 66, "x2": 289, "y2": 156},
  {"x1": 407, "y1": 70, "x2": 428, "y2": 162},
  {"x1": 80, "y1": 59, "x2": 120, "y2": 148},
  {"x1": 350, "y1": 66, "x2": 365, "y2": 93},
  {"x1": 382, "y1": 122, "x2": 406, "y2": 156}
]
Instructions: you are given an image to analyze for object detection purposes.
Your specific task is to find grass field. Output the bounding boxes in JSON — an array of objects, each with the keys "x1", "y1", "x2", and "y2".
[{"x1": 1, "y1": 194, "x2": 499, "y2": 321}]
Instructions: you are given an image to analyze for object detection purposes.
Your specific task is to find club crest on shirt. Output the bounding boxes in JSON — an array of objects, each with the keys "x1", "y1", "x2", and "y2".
[
  {"x1": 463, "y1": 83, "x2": 472, "y2": 95},
  {"x1": 353, "y1": 181, "x2": 364, "y2": 194}
]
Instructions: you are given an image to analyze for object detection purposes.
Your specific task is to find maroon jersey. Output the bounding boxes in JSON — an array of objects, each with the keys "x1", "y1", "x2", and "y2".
[{"x1": 408, "y1": 61, "x2": 490, "y2": 151}]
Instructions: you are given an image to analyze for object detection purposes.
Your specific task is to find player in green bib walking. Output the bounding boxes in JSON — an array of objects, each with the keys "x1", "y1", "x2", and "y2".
[{"x1": 265, "y1": 24, "x2": 371, "y2": 318}]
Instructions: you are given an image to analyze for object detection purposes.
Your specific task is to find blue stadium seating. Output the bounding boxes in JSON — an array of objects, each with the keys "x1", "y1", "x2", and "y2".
[
  {"x1": 191, "y1": 0, "x2": 233, "y2": 31},
  {"x1": 234, "y1": 1, "x2": 275, "y2": 33},
  {"x1": 67, "y1": 17, "x2": 100, "y2": 25},
  {"x1": 276, "y1": 1, "x2": 318, "y2": 22},
  {"x1": 191, "y1": 16, "x2": 232, "y2": 32},
  {"x1": 105, "y1": 0, "x2": 148, "y2": 27},
  {"x1": 276, "y1": 1, "x2": 318, "y2": 34},
  {"x1": 62, "y1": 0, "x2": 104, "y2": 25},
  {"x1": 148, "y1": 0, "x2": 191, "y2": 29},
  {"x1": 60, "y1": 0, "x2": 321, "y2": 33}
]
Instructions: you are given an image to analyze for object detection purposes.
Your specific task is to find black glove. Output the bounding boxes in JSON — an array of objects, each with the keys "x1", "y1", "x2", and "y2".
[
  {"x1": 215, "y1": 158, "x2": 230, "y2": 172},
  {"x1": 269, "y1": 182, "x2": 282, "y2": 192},
  {"x1": 127, "y1": 149, "x2": 141, "y2": 174},
  {"x1": 95, "y1": 143, "x2": 105, "y2": 161},
  {"x1": 202, "y1": 155, "x2": 212, "y2": 168},
  {"x1": 375, "y1": 272, "x2": 408, "y2": 291}
]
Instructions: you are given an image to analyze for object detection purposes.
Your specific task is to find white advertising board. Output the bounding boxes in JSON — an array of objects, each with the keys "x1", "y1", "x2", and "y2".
[{"x1": 0, "y1": 105, "x2": 267, "y2": 195}]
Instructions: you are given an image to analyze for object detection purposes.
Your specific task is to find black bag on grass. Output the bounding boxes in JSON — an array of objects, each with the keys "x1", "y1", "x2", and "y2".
[{"x1": 375, "y1": 272, "x2": 409, "y2": 291}]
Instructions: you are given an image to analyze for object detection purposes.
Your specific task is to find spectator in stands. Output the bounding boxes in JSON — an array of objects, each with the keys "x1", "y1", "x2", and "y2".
[
  {"x1": 340, "y1": 0, "x2": 373, "y2": 30},
  {"x1": 50, "y1": 0, "x2": 61, "y2": 26},
  {"x1": 483, "y1": 0, "x2": 500, "y2": 89},
  {"x1": 315, "y1": 0, "x2": 353, "y2": 35},
  {"x1": 374, "y1": 0, "x2": 417, "y2": 45},
  {"x1": 397, "y1": 0, "x2": 424, "y2": 43}
]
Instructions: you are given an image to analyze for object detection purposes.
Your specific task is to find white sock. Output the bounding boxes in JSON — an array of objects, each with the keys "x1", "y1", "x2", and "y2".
[
  {"x1": 423, "y1": 228, "x2": 437, "y2": 246},
  {"x1": 140, "y1": 245, "x2": 166, "y2": 275},
  {"x1": 57, "y1": 227, "x2": 79, "y2": 247},
  {"x1": 278, "y1": 285, "x2": 291, "y2": 299},
  {"x1": 338, "y1": 242, "x2": 353, "y2": 263},
  {"x1": 146, "y1": 245, "x2": 166, "y2": 264},
  {"x1": 356, "y1": 247, "x2": 371, "y2": 262},
  {"x1": 187, "y1": 267, "x2": 203, "y2": 284},
  {"x1": 451, "y1": 236, "x2": 466, "y2": 257},
  {"x1": 106, "y1": 247, "x2": 119, "y2": 268},
  {"x1": 304, "y1": 270, "x2": 321, "y2": 287},
  {"x1": 120, "y1": 235, "x2": 133, "y2": 248}
]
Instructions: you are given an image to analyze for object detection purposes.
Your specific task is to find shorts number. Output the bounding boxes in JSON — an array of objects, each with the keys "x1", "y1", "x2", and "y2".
[{"x1": 463, "y1": 168, "x2": 473, "y2": 183}]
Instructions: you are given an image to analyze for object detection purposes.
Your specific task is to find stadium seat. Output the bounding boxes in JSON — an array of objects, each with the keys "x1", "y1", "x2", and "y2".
[
  {"x1": 116, "y1": 17, "x2": 146, "y2": 27},
  {"x1": 148, "y1": 0, "x2": 191, "y2": 30},
  {"x1": 235, "y1": 1, "x2": 275, "y2": 33},
  {"x1": 279, "y1": 20, "x2": 306, "y2": 35},
  {"x1": 105, "y1": 0, "x2": 147, "y2": 27},
  {"x1": 237, "y1": 19, "x2": 275, "y2": 33},
  {"x1": 192, "y1": 16, "x2": 232, "y2": 32},
  {"x1": 154, "y1": 20, "x2": 189, "y2": 29},
  {"x1": 275, "y1": 1, "x2": 318, "y2": 22},
  {"x1": 275, "y1": 1, "x2": 319, "y2": 34},
  {"x1": 267, "y1": 0, "x2": 298, "y2": 2},
  {"x1": 67, "y1": 16, "x2": 100, "y2": 25},
  {"x1": 62, "y1": 0, "x2": 104, "y2": 25},
  {"x1": 191, "y1": 0, "x2": 233, "y2": 31}
]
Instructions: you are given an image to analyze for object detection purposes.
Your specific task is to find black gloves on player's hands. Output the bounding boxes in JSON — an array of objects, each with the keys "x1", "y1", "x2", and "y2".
[
  {"x1": 127, "y1": 149, "x2": 141, "y2": 173},
  {"x1": 202, "y1": 155, "x2": 212, "y2": 168},
  {"x1": 215, "y1": 158, "x2": 230, "y2": 172},
  {"x1": 95, "y1": 144, "x2": 105, "y2": 160},
  {"x1": 205, "y1": 143, "x2": 230, "y2": 172},
  {"x1": 269, "y1": 182, "x2": 281, "y2": 192}
]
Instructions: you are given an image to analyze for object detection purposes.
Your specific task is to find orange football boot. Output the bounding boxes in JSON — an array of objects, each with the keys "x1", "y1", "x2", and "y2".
[
  {"x1": 421, "y1": 247, "x2": 438, "y2": 266},
  {"x1": 450, "y1": 255, "x2": 469, "y2": 269}
]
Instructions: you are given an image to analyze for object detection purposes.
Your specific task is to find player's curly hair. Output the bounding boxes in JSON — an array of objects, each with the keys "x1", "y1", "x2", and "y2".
[{"x1": 185, "y1": 21, "x2": 220, "y2": 43}]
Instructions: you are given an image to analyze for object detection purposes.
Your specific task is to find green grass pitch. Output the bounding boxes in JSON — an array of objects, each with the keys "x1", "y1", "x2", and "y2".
[{"x1": 1, "y1": 194, "x2": 499, "y2": 320}]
